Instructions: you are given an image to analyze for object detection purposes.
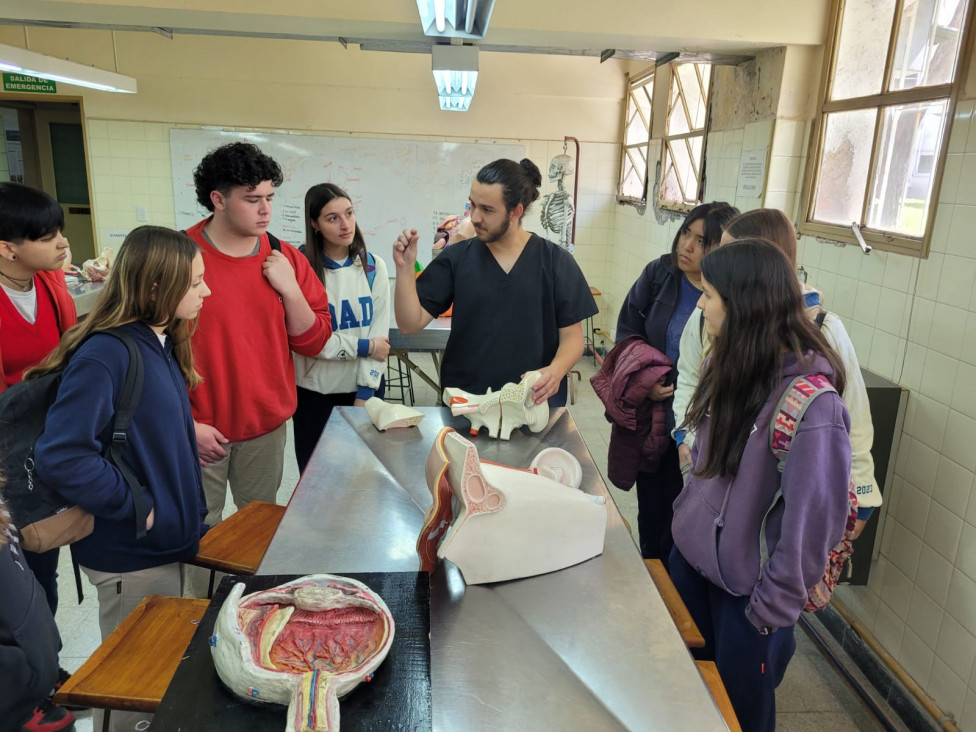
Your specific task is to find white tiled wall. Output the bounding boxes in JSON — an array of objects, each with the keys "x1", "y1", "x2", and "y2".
[
  {"x1": 791, "y1": 99, "x2": 976, "y2": 729},
  {"x1": 82, "y1": 120, "x2": 616, "y2": 311}
]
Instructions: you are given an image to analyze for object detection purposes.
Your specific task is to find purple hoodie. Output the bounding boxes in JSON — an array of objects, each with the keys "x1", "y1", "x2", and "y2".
[{"x1": 671, "y1": 352, "x2": 851, "y2": 631}]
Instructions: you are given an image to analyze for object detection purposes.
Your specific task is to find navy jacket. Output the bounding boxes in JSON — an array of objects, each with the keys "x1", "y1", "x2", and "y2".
[
  {"x1": 0, "y1": 506, "x2": 59, "y2": 730},
  {"x1": 35, "y1": 322, "x2": 207, "y2": 573},
  {"x1": 616, "y1": 254, "x2": 681, "y2": 353}
]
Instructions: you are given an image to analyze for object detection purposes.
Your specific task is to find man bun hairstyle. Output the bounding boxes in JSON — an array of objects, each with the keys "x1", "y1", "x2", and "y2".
[
  {"x1": 193, "y1": 142, "x2": 284, "y2": 212},
  {"x1": 476, "y1": 158, "x2": 542, "y2": 219}
]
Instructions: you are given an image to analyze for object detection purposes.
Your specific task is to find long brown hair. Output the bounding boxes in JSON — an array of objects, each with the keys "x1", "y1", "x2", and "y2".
[
  {"x1": 684, "y1": 239, "x2": 846, "y2": 478},
  {"x1": 27, "y1": 226, "x2": 202, "y2": 387},
  {"x1": 303, "y1": 183, "x2": 368, "y2": 283},
  {"x1": 724, "y1": 208, "x2": 797, "y2": 266}
]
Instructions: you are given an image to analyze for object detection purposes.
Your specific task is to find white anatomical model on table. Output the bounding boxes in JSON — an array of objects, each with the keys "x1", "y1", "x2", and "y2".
[
  {"x1": 417, "y1": 427, "x2": 606, "y2": 584},
  {"x1": 443, "y1": 370, "x2": 549, "y2": 439},
  {"x1": 210, "y1": 575, "x2": 395, "y2": 732},
  {"x1": 364, "y1": 397, "x2": 424, "y2": 430}
]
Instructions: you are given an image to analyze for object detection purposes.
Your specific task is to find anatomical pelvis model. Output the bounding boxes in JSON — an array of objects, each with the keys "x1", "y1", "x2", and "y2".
[
  {"x1": 417, "y1": 427, "x2": 606, "y2": 584},
  {"x1": 211, "y1": 575, "x2": 395, "y2": 731},
  {"x1": 443, "y1": 370, "x2": 549, "y2": 440}
]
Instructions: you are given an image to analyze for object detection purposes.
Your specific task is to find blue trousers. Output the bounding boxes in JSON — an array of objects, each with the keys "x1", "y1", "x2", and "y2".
[
  {"x1": 635, "y1": 440, "x2": 684, "y2": 563},
  {"x1": 669, "y1": 546, "x2": 796, "y2": 732}
]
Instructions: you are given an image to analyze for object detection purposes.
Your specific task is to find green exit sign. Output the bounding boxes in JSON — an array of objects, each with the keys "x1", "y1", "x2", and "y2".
[{"x1": 3, "y1": 73, "x2": 57, "y2": 94}]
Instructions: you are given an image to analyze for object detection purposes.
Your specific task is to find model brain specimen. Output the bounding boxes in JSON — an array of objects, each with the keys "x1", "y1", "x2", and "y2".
[{"x1": 211, "y1": 575, "x2": 395, "y2": 732}]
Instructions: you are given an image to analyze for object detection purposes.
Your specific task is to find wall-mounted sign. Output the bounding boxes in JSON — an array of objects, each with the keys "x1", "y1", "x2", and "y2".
[
  {"x1": 737, "y1": 149, "x2": 767, "y2": 199},
  {"x1": 2, "y1": 73, "x2": 57, "y2": 94}
]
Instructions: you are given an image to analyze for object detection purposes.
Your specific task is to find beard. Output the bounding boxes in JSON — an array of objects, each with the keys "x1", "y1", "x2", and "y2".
[{"x1": 475, "y1": 216, "x2": 510, "y2": 244}]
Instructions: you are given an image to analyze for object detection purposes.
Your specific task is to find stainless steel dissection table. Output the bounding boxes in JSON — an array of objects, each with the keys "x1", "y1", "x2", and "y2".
[{"x1": 260, "y1": 407, "x2": 728, "y2": 731}]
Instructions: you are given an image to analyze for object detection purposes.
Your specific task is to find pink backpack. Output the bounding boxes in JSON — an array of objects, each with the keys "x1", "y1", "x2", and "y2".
[{"x1": 761, "y1": 374, "x2": 857, "y2": 612}]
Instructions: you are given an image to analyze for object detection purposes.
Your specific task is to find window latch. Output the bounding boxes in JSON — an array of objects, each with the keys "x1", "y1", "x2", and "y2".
[{"x1": 850, "y1": 222, "x2": 872, "y2": 255}]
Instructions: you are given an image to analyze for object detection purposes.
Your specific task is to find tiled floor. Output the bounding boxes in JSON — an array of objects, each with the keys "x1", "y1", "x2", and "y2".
[{"x1": 55, "y1": 352, "x2": 888, "y2": 731}]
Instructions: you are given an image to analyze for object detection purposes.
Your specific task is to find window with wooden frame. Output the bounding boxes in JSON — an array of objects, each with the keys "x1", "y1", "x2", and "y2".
[
  {"x1": 618, "y1": 69, "x2": 654, "y2": 203},
  {"x1": 799, "y1": 0, "x2": 974, "y2": 256},
  {"x1": 658, "y1": 63, "x2": 712, "y2": 209}
]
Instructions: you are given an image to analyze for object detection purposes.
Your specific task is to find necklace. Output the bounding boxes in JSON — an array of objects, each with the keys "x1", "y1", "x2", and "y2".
[{"x1": 0, "y1": 269, "x2": 33, "y2": 292}]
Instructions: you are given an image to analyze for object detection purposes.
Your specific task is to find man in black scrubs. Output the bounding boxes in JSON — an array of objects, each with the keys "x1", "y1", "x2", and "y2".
[{"x1": 393, "y1": 158, "x2": 597, "y2": 407}]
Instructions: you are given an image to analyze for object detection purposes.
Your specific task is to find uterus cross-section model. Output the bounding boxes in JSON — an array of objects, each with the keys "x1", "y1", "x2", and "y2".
[
  {"x1": 211, "y1": 575, "x2": 395, "y2": 731},
  {"x1": 417, "y1": 427, "x2": 607, "y2": 584},
  {"x1": 443, "y1": 370, "x2": 549, "y2": 439}
]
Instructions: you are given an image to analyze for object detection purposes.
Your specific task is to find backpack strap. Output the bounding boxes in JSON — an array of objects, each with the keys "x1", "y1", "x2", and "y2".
[
  {"x1": 769, "y1": 374, "x2": 837, "y2": 472},
  {"x1": 366, "y1": 251, "x2": 376, "y2": 290},
  {"x1": 815, "y1": 309, "x2": 827, "y2": 329},
  {"x1": 267, "y1": 232, "x2": 281, "y2": 252},
  {"x1": 759, "y1": 374, "x2": 838, "y2": 568},
  {"x1": 637, "y1": 263, "x2": 672, "y2": 320},
  {"x1": 98, "y1": 330, "x2": 149, "y2": 540}
]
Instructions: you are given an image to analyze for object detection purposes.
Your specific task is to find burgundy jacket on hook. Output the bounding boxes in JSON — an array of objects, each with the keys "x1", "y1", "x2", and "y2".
[{"x1": 590, "y1": 335, "x2": 673, "y2": 490}]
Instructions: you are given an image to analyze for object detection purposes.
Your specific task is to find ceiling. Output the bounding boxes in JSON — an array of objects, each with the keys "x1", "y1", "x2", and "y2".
[{"x1": 0, "y1": 0, "x2": 831, "y2": 65}]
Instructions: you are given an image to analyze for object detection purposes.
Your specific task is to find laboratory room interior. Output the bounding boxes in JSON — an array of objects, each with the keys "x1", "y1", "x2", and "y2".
[{"x1": 1, "y1": 1, "x2": 975, "y2": 730}]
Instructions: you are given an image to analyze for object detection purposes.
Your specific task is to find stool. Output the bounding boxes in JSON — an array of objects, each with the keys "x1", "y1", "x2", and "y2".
[
  {"x1": 695, "y1": 660, "x2": 742, "y2": 731},
  {"x1": 385, "y1": 350, "x2": 416, "y2": 406},
  {"x1": 644, "y1": 558, "x2": 706, "y2": 649},
  {"x1": 54, "y1": 595, "x2": 209, "y2": 730},
  {"x1": 188, "y1": 500, "x2": 286, "y2": 598}
]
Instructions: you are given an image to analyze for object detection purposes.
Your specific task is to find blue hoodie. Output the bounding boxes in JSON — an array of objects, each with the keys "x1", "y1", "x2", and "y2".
[
  {"x1": 35, "y1": 322, "x2": 207, "y2": 573},
  {"x1": 671, "y1": 352, "x2": 852, "y2": 632}
]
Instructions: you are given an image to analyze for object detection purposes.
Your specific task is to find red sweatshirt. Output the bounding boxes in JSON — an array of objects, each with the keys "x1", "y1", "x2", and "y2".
[
  {"x1": 185, "y1": 219, "x2": 332, "y2": 442},
  {"x1": 0, "y1": 269, "x2": 77, "y2": 393}
]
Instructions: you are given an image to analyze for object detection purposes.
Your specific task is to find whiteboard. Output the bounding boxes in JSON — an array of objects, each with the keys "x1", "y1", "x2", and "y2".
[{"x1": 170, "y1": 128, "x2": 524, "y2": 270}]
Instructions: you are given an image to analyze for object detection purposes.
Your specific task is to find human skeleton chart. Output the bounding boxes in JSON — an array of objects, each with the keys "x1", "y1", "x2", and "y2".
[{"x1": 540, "y1": 147, "x2": 576, "y2": 254}]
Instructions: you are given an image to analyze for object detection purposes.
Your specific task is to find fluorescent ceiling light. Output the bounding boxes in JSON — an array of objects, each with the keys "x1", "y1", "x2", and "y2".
[
  {"x1": 417, "y1": 0, "x2": 496, "y2": 39},
  {"x1": 432, "y1": 45, "x2": 478, "y2": 112},
  {"x1": 0, "y1": 43, "x2": 137, "y2": 93}
]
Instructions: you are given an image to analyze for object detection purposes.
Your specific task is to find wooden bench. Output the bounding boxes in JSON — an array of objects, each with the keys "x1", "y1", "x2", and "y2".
[
  {"x1": 54, "y1": 595, "x2": 208, "y2": 722},
  {"x1": 695, "y1": 660, "x2": 742, "y2": 731},
  {"x1": 644, "y1": 558, "x2": 706, "y2": 649},
  {"x1": 188, "y1": 500, "x2": 286, "y2": 597}
]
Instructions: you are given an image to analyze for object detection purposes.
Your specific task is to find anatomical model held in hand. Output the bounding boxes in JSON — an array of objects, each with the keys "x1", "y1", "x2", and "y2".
[
  {"x1": 417, "y1": 427, "x2": 606, "y2": 584},
  {"x1": 443, "y1": 370, "x2": 549, "y2": 440},
  {"x1": 211, "y1": 575, "x2": 395, "y2": 731}
]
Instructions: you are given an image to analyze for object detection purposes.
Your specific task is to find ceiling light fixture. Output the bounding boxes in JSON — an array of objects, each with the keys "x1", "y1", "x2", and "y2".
[
  {"x1": 0, "y1": 43, "x2": 137, "y2": 93},
  {"x1": 417, "y1": 0, "x2": 496, "y2": 39},
  {"x1": 432, "y1": 44, "x2": 478, "y2": 112}
]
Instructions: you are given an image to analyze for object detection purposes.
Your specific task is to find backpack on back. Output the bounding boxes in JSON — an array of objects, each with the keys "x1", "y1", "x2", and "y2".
[
  {"x1": 0, "y1": 329, "x2": 148, "y2": 553},
  {"x1": 760, "y1": 373, "x2": 858, "y2": 612}
]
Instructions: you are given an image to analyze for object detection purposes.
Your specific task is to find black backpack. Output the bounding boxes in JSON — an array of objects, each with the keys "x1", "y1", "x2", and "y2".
[{"x1": 0, "y1": 329, "x2": 149, "y2": 553}]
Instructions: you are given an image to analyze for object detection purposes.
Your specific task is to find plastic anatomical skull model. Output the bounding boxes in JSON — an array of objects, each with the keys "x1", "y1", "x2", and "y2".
[
  {"x1": 417, "y1": 428, "x2": 607, "y2": 584},
  {"x1": 211, "y1": 575, "x2": 395, "y2": 731},
  {"x1": 442, "y1": 370, "x2": 548, "y2": 440}
]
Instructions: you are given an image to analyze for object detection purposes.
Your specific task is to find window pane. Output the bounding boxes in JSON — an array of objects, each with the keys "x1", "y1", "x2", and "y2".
[
  {"x1": 866, "y1": 99, "x2": 947, "y2": 236},
  {"x1": 832, "y1": 0, "x2": 897, "y2": 100},
  {"x1": 619, "y1": 145, "x2": 648, "y2": 199},
  {"x1": 668, "y1": 82, "x2": 690, "y2": 135},
  {"x1": 813, "y1": 109, "x2": 878, "y2": 225},
  {"x1": 890, "y1": 0, "x2": 967, "y2": 91},
  {"x1": 625, "y1": 103, "x2": 646, "y2": 146}
]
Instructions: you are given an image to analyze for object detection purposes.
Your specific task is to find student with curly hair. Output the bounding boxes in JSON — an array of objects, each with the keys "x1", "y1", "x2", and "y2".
[{"x1": 183, "y1": 144, "x2": 332, "y2": 579}]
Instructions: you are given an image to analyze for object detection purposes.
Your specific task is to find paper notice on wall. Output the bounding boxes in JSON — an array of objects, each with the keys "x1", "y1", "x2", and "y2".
[
  {"x1": 737, "y1": 150, "x2": 767, "y2": 199},
  {"x1": 101, "y1": 229, "x2": 130, "y2": 248}
]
